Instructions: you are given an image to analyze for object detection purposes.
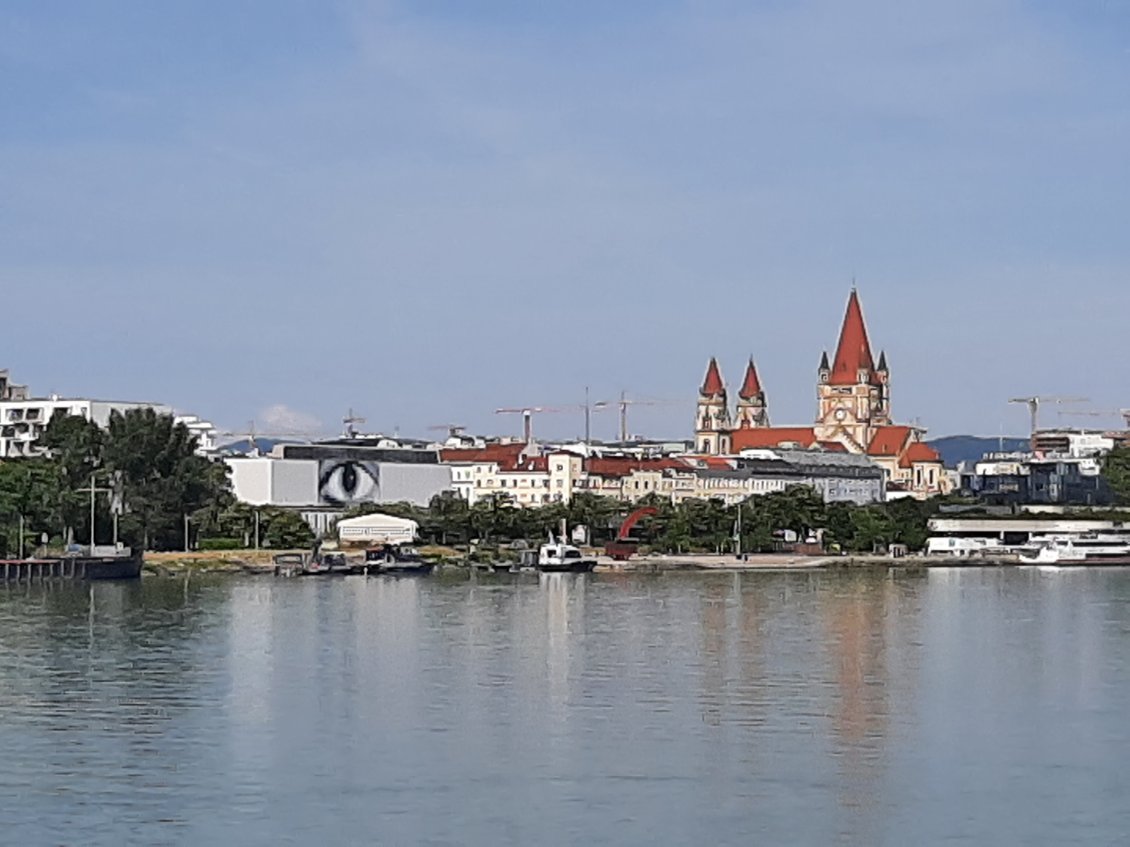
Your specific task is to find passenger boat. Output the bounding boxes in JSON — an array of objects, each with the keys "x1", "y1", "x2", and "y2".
[
  {"x1": 1018, "y1": 533, "x2": 1130, "y2": 565},
  {"x1": 536, "y1": 541, "x2": 596, "y2": 573},
  {"x1": 364, "y1": 544, "x2": 434, "y2": 575}
]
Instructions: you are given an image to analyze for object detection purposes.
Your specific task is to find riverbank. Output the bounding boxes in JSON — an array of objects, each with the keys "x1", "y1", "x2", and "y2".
[{"x1": 139, "y1": 548, "x2": 1026, "y2": 576}]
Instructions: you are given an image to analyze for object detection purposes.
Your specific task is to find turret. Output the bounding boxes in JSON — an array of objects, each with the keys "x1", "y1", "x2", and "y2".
[
  {"x1": 736, "y1": 358, "x2": 769, "y2": 429},
  {"x1": 695, "y1": 357, "x2": 731, "y2": 454}
]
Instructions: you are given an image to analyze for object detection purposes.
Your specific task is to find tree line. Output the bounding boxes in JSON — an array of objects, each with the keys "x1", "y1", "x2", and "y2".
[
  {"x1": 0, "y1": 408, "x2": 313, "y2": 555},
  {"x1": 342, "y1": 488, "x2": 946, "y2": 555}
]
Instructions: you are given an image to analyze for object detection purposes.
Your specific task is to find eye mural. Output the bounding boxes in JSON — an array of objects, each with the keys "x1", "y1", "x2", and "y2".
[{"x1": 318, "y1": 460, "x2": 381, "y2": 506}]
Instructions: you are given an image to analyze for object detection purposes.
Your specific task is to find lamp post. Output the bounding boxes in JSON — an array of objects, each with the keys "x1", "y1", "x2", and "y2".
[{"x1": 77, "y1": 474, "x2": 111, "y2": 553}]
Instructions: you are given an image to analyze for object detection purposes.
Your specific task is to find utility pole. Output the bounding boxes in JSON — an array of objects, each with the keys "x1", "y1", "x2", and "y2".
[
  {"x1": 77, "y1": 475, "x2": 111, "y2": 553},
  {"x1": 254, "y1": 510, "x2": 261, "y2": 550},
  {"x1": 183, "y1": 514, "x2": 191, "y2": 552},
  {"x1": 736, "y1": 501, "x2": 742, "y2": 557},
  {"x1": 18, "y1": 514, "x2": 24, "y2": 559},
  {"x1": 584, "y1": 386, "x2": 591, "y2": 443}
]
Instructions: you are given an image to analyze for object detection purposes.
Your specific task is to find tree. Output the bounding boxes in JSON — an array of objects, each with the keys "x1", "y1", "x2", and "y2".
[
  {"x1": 567, "y1": 493, "x2": 623, "y2": 544},
  {"x1": 100, "y1": 408, "x2": 230, "y2": 550},
  {"x1": 36, "y1": 413, "x2": 104, "y2": 544},
  {"x1": 260, "y1": 508, "x2": 315, "y2": 549},
  {"x1": 0, "y1": 460, "x2": 57, "y2": 555},
  {"x1": 1103, "y1": 446, "x2": 1130, "y2": 505},
  {"x1": 422, "y1": 492, "x2": 470, "y2": 545}
]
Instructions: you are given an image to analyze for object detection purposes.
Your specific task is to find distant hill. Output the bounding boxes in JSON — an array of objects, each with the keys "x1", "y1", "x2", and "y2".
[
  {"x1": 217, "y1": 437, "x2": 292, "y2": 455},
  {"x1": 928, "y1": 435, "x2": 1029, "y2": 468}
]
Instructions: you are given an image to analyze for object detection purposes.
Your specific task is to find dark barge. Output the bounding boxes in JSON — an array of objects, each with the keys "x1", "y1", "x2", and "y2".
[{"x1": 0, "y1": 553, "x2": 143, "y2": 582}]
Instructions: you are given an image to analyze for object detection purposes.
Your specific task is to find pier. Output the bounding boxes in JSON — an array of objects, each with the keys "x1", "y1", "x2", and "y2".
[{"x1": 0, "y1": 556, "x2": 142, "y2": 582}]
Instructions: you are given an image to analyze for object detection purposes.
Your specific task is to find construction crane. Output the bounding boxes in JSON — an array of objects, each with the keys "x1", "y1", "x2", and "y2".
[
  {"x1": 426, "y1": 423, "x2": 467, "y2": 438},
  {"x1": 494, "y1": 407, "x2": 564, "y2": 444},
  {"x1": 496, "y1": 389, "x2": 617, "y2": 444},
  {"x1": 1008, "y1": 396, "x2": 1089, "y2": 437},
  {"x1": 614, "y1": 392, "x2": 685, "y2": 442},
  {"x1": 341, "y1": 408, "x2": 366, "y2": 438}
]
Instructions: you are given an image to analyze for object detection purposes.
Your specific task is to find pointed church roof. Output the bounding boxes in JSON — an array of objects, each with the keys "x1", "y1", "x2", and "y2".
[
  {"x1": 738, "y1": 358, "x2": 763, "y2": 399},
  {"x1": 700, "y1": 357, "x2": 725, "y2": 395},
  {"x1": 819, "y1": 351, "x2": 830, "y2": 371},
  {"x1": 877, "y1": 350, "x2": 888, "y2": 371},
  {"x1": 829, "y1": 289, "x2": 876, "y2": 385}
]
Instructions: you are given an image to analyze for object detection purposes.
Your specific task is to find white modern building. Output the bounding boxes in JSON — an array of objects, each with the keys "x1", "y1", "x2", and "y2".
[
  {"x1": 336, "y1": 513, "x2": 418, "y2": 545},
  {"x1": 0, "y1": 396, "x2": 174, "y2": 458}
]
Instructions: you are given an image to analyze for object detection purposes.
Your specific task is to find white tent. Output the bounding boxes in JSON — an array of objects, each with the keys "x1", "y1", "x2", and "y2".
[{"x1": 335, "y1": 513, "x2": 418, "y2": 545}]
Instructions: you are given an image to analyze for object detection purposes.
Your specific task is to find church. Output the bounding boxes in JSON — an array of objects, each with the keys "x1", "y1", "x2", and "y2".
[{"x1": 694, "y1": 289, "x2": 947, "y2": 499}]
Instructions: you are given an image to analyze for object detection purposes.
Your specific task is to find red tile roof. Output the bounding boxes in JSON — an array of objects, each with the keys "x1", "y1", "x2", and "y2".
[
  {"x1": 700, "y1": 357, "x2": 724, "y2": 396},
  {"x1": 439, "y1": 443, "x2": 526, "y2": 470},
  {"x1": 738, "y1": 358, "x2": 763, "y2": 399},
  {"x1": 899, "y1": 441, "x2": 942, "y2": 468},
  {"x1": 730, "y1": 427, "x2": 819, "y2": 451},
  {"x1": 829, "y1": 289, "x2": 877, "y2": 386},
  {"x1": 585, "y1": 456, "x2": 688, "y2": 478},
  {"x1": 816, "y1": 441, "x2": 849, "y2": 453},
  {"x1": 697, "y1": 456, "x2": 735, "y2": 469},
  {"x1": 866, "y1": 426, "x2": 913, "y2": 457}
]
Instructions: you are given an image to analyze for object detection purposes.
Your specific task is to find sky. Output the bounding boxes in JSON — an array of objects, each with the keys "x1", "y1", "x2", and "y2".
[{"x1": 2, "y1": 0, "x2": 1129, "y2": 441}]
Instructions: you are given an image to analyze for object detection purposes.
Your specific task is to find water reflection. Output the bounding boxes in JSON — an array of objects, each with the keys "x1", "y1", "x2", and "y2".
[{"x1": 2, "y1": 569, "x2": 1130, "y2": 844}]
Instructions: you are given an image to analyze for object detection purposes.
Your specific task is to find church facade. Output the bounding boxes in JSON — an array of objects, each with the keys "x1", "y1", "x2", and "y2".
[{"x1": 694, "y1": 290, "x2": 947, "y2": 499}]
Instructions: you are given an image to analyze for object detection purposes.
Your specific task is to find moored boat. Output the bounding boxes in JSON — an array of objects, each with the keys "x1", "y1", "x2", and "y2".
[
  {"x1": 536, "y1": 541, "x2": 596, "y2": 573},
  {"x1": 1018, "y1": 533, "x2": 1130, "y2": 565},
  {"x1": 364, "y1": 544, "x2": 435, "y2": 575}
]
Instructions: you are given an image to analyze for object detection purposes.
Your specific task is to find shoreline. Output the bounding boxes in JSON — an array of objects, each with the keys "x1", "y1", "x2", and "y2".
[{"x1": 135, "y1": 549, "x2": 1064, "y2": 577}]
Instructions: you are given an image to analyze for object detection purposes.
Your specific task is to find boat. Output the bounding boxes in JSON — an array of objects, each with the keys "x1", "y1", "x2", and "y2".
[
  {"x1": 536, "y1": 540, "x2": 596, "y2": 573},
  {"x1": 272, "y1": 551, "x2": 353, "y2": 576},
  {"x1": 1018, "y1": 532, "x2": 1130, "y2": 565},
  {"x1": 364, "y1": 544, "x2": 435, "y2": 575},
  {"x1": 0, "y1": 551, "x2": 143, "y2": 581}
]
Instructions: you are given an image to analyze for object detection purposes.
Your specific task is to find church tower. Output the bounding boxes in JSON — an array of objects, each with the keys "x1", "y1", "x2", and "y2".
[
  {"x1": 695, "y1": 357, "x2": 732, "y2": 455},
  {"x1": 815, "y1": 289, "x2": 892, "y2": 450},
  {"x1": 735, "y1": 358, "x2": 769, "y2": 429}
]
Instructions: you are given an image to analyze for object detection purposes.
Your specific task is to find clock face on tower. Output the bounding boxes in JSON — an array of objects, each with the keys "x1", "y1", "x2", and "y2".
[{"x1": 834, "y1": 408, "x2": 847, "y2": 421}]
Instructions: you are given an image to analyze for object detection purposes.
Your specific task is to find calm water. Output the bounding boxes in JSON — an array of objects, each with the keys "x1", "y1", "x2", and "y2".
[{"x1": 1, "y1": 568, "x2": 1128, "y2": 845}]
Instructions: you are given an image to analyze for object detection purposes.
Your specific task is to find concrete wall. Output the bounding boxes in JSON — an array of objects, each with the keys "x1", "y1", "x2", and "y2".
[
  {"x1": 375, "y1": 462, "x2": 452, "y2": 506},
  {"x1": 227, "y1": 456, "x2": 452, "y2": 509},
  {"x1": 271, "y1": 460, "x2": 320, "y2": 506},
  {"x1": 228, "y1": 458, "x2": 273, "y2": 505}
]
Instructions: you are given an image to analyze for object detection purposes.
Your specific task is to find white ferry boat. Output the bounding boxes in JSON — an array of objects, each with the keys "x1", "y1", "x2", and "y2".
[{"x1": 1018, "y1": 532, "x2": 1130, "y2": 565}]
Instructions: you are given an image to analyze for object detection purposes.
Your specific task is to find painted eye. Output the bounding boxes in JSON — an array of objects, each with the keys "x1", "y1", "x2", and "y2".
[{"x1": 319, "y1": 460, "x2": 379, "y2": 505}]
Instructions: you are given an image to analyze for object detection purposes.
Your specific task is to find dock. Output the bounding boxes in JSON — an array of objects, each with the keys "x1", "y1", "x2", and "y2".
[{"x1": 0, "y1": 556, "x2": 143, "y2": 582}]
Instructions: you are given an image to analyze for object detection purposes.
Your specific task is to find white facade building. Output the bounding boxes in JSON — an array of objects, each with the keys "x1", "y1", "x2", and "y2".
[{"x1": 0, "y1": 397, "x2": 173, "y2": 458}]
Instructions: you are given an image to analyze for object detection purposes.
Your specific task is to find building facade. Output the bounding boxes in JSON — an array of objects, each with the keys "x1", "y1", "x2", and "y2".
[
  {"x1": 0, "y1": 396, "x2": 176, "y2": 458},
  {"x1": 438, "y1": 445, "x2": 884, "y2": 507},
  {"x1": 693, "y1": 289, "x2": 947, "y2": 499}
]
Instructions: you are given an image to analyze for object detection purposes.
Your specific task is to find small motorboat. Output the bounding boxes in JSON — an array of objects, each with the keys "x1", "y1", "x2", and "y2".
[
  {"x1": 364, "y1": 544, "x2": 435, "y2": 575},
  {"x1": 536, "y1": 541, "x2": 596, "y2": 573}
]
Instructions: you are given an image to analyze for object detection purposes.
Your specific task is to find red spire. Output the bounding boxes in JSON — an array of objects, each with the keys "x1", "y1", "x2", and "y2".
[
  {"x1": 700, "y1": 357, "x2": 724, "y2": 395},
  {"x1": 739, "y1": 358, "x2": 762, "y2": 399},
  {"x1": 829, "y1": 288, "x2": 875, "y2": 385}
]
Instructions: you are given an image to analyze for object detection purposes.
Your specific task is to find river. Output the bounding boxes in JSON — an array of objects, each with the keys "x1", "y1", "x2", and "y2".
[{"x1": 1, "y1": 568, "x2": 1127, "y2": 845}]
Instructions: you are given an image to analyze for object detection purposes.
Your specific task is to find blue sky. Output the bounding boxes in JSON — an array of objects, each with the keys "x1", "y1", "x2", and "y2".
[{"x1": 2, "y1": 0, "x2": 1129, "y2": 440}]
